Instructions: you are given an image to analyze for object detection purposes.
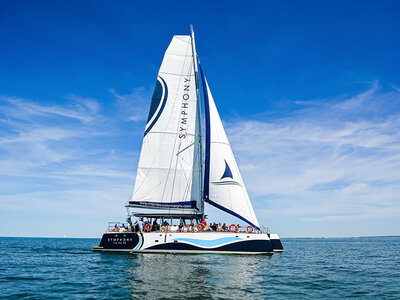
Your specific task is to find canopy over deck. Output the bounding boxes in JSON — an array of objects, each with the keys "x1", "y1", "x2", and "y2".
[{"x1": 130, "y1": 212, "x2": 204, "y2": 220}]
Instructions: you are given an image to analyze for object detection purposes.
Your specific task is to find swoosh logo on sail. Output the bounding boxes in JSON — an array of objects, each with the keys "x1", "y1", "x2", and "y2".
[
  {"x1": 144, "y1": 76, "x2": 168, "y2": 137},
  {"x1": 211, "y1": 181, "x2": 241, "y2": 186}
]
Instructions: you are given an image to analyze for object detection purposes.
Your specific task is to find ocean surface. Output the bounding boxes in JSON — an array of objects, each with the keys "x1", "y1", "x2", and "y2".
[{"x1": 0, "y1": 237, "x2": 399, "y2": 299}]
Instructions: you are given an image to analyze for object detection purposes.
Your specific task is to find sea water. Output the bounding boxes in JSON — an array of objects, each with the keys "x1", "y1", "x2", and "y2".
[{"x1": 0, "y1": 237, "x2": 399, "y2": 299}]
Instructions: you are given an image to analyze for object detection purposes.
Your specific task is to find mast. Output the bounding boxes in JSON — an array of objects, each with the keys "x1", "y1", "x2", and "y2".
[{"x1": 190, "y1": 25, "x2": 204, "y2": 218}]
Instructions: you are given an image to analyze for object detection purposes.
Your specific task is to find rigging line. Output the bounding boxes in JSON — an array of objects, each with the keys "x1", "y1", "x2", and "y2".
[
  {"x1": 173, "y1": 35, "x2": 191, "y2": 44},
  {"x1": 177, "y1": 158, "x2": 192, "y2": 206},
  {"x1": 132, "y1": 180, "x2": 163, "y2": 202},
  {"x1": 176, "y1": 142, "x2": 194, "y2": 156}
]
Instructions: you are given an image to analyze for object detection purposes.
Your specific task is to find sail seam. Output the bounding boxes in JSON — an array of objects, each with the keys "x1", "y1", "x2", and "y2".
[
  {"x1": 210, "y1": 141, "x2": 230, "y2": 146},
  {"x1": 159, "y1": 71, "x2": 195, "y2": 77},
  {"x1": 144, "y1": 132, "x2": 197, "y2": 136},
  {"x1": 165, "y1": 52, "x2": 194, "y2": 57},
  {"x1": 173, "y1": 35, "x2": 191, "y2": 44}
]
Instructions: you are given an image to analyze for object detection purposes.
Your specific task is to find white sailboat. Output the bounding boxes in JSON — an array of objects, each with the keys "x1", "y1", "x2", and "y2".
[{"x1": 94, "y1": 26, "x2": 283, "y2": 254}]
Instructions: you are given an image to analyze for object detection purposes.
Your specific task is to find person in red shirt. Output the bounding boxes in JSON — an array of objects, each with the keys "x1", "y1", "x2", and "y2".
[{"x1": 200, "y1": 219, "x2": 207, "y2": 231}]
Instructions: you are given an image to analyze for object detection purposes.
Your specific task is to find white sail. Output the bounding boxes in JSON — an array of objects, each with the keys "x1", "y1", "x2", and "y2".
[
  {"x1": 129, "y1": 35, "x2": 202, "y2": 212},
  {"x1": 200, "y1": 66, "x2": 260, "y2": 229}
]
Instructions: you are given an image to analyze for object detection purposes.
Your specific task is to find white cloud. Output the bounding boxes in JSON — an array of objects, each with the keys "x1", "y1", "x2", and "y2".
[
  {"x1": 226, "y1": 83, "x2": 400, "y2": 225},
  {"x1": 1, "y1": 82, "x2": 399, "y2": 237},
  {"x1": 0, "y1": 92, "x2": 140, "y2": 234},
  {"x1": 111, "y1": 87, "x2": 152, "y2": 122},
  {"x1": 1, "y1": 96, "x2": 100, "y2": 122}
]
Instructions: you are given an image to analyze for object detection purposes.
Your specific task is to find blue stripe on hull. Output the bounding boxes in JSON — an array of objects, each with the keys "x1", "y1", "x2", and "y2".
[
  {"x1": 146, "y1": 239, "x2": 274, "y2": 253},
  {"x1": 172, "y1": 237, "x2": 242, "y2": 247}
]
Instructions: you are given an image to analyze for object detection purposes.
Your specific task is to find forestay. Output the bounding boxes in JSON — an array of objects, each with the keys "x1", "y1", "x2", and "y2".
[
  {"x1": 200, "y1": 65, "x2": 260, "y2": 229},
  {"x1": 129, "y1": 35, "x2": 202, "y2": 211}
]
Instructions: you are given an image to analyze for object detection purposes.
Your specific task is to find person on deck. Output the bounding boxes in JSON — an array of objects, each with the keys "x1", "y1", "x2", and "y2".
[
  {"x1": 190, "y1": 220, "x2": 195, "y2": 232},
  {"x1": 153, "y1": 219, "x2": 159, "y2": 231},
  {"x1": 201, "y1": 219, "x2": 207, "y2": 231},
  {"x1": 222, "y1": 223, "x2": 228, "y2": 231},
  {"x1": 137, "y1": 219, "x2": 144, "y2": 233},
  {"x1": 177, "y1": 223, "x2": 183, "y2": 232},
  {"x1": 163, "y1": 220, "x2": 170, "y2": 232}
]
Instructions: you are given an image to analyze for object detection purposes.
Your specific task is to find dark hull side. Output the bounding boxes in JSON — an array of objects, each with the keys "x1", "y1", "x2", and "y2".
[
  {"x1": 94, "y1": 232, "x2": 140, "y2": 251},
  {"x1": 270, "y1": 238, "x2": 284, "y2": 251},
  {"x1": 93, "y1": 232, "x2": 279, "y2": 254},
  {"x1": 146, "y1": 239, "x2": 273, "y2": 253}
]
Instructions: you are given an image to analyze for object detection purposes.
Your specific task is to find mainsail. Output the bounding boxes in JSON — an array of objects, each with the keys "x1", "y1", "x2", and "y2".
[
  {"x1": 200, "y1": 65, "x2": 260, "y2": 230},
  {"x1": 128, "y1": 29, "x2": 260, "y2": 229},
  {"x1": 129, "y1": 35, "x2": 202, "y2": 211}
]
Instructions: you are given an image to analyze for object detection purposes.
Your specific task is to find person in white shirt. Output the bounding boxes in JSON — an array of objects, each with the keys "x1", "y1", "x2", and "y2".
[{"x1": 137, "y1": 219, "x2": 144, "y2": 233}]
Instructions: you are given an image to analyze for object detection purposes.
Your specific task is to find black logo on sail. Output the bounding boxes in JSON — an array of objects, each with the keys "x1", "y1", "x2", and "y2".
[{"x1": 212, "y1": 160, "x2": 241, "y2": 186}]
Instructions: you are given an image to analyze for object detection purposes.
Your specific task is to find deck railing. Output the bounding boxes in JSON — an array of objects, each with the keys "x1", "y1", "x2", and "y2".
[{"x1": 107, "y1": 221, "x2": 267, "y2": 234}]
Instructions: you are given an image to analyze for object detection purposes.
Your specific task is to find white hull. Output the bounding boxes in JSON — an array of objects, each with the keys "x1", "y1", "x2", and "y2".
[{"x1": 94, "y1": 231, "x2": 283, "y2": 254}]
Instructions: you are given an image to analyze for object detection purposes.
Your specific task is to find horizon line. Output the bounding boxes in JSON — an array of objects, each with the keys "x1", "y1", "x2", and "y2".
[{"x1": 0, "y1": 235, "x2": 399, "y2": 239}]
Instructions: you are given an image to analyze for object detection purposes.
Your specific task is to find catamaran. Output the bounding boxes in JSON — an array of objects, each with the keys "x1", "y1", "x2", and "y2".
[{"x1": 93, "y1": 26, "x2": 283, "y2": 254}]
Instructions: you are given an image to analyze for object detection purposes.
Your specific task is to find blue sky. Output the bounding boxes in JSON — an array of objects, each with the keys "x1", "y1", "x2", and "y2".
[{"x1": 1, "y1": 1, "x2": 400, "y2": 237}]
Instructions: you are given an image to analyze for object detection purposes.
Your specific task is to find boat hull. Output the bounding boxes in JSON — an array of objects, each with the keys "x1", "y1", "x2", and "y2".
[
  {"x1": 94, "y1": 231, "x2": 282, "y2": 254},
  {"x1": 269, "y1": 233, "x2": 284, "y2": 252},
  {"x1": 93, "y1": 232, "x2": 140, "y2": 252}
]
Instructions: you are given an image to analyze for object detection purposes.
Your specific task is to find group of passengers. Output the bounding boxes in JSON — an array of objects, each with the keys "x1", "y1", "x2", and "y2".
[
  {"x1": 111, "y1": 219, "x2": 145, "y2": 233},
  {"x1": 176, "y1": 220, "x2": 239, "y2": 232},
  {"x1": 111, "y1": 223, "x2": 128, "y2": 232},
  {"x1": 111, "y1": 218, "x2": 244, "y2": 233}
]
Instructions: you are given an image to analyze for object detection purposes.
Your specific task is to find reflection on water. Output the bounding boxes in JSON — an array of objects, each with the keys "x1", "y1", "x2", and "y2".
[
  {"x1": 123, "y1": 254, "x2": 275, "y2": 299},
  {"x1": 1, "y1": 237, "x2": 399, "y2": 299}
]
